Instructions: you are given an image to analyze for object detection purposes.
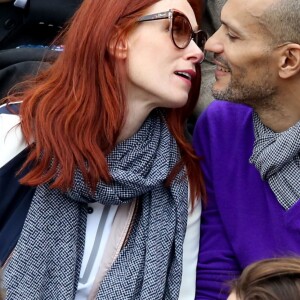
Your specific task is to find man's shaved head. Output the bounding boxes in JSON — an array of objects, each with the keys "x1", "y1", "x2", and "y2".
[{"x1": 260, "y1": 0, "x2": 300, "y2": 45}]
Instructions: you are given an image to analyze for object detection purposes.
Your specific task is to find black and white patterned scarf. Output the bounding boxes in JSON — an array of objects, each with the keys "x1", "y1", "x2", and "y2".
[
  {"x1": 250, "y1": 112, "x2": 300, "y2": 210},
  {"x1": 4, "y1": 109, "x2": 188, "y2": 299}
]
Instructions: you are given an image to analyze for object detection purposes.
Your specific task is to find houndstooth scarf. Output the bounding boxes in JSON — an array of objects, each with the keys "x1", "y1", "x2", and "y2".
[
  {"x1": 4, "y1": 109, "x2": 188, "y2": 299},
  {"x1": 250, "y1": 112, "x2": 300, "y2": 210}
]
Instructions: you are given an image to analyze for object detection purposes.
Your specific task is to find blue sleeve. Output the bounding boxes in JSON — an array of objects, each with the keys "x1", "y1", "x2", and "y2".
[{"x1": 192, "y1": 103, "x2": 242, "y2": 299}]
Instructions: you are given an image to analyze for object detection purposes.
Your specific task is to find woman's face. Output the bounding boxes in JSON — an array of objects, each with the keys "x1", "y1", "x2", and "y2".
[{"x1": 125, "y1": 0, "x2": 204, "y2": 110}]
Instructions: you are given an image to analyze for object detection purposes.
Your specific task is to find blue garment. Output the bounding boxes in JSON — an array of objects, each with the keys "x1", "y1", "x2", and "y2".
[{"x1": 193, "y1": 100, "x2": 300, "y2": 299}]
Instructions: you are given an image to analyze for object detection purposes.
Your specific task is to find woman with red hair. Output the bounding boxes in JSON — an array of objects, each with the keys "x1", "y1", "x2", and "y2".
[{"x1": 1, "y1": 0, "x2": 207, "y2": 298}]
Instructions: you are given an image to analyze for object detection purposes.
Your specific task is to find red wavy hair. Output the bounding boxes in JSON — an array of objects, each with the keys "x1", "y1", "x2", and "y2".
[{"x1": 6, "y1": 0, "x2": 206, "y2": 205}]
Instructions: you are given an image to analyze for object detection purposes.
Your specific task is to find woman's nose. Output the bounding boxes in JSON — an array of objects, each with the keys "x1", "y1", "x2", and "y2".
[{"x1": 187, "y1": 40, "x2": 205, "y2": 64}]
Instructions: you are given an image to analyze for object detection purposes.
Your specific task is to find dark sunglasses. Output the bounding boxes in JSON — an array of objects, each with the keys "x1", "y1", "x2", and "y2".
[{"x1": 138, "y1": 9, "x2": 208, "y2": 52}]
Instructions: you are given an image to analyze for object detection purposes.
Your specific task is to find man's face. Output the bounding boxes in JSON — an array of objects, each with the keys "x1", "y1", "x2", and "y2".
[{"x1": 204, "y1": 0, "x2": 279, "y2": 109}]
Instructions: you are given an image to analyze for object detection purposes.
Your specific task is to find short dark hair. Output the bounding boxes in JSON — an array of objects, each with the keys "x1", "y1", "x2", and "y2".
[
  {"x1": 230, "y1": 257, "x2": 300, "y2": 300},
  {"x1": 261, "y1": 0, "x2": 300, "y2": 45}
]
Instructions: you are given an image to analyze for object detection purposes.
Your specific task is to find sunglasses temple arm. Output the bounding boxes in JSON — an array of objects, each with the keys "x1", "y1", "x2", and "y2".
[{"x1": 138, "y1": 11, "x2": 170, "y2": 22}]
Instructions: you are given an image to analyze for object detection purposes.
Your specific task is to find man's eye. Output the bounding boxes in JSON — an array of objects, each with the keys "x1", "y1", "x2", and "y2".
[{"x1": 226, "y1": 33, "x2": 238, "y2": 41}]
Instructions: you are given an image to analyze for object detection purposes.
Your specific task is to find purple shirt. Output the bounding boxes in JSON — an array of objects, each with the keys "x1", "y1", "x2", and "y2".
[{"x1": 193, "y1": 100, "x2": 300, "y2": 299}]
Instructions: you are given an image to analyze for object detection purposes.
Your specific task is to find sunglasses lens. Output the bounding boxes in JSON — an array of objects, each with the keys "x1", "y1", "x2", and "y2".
[
  {"x1": 172, "y1": 14, "x2": 192, "y2": 49},
  {"x1": 195, "y1": 30, "x2": 208, "y2": 52}
]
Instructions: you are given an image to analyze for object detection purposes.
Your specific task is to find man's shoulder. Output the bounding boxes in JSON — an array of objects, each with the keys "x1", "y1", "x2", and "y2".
[
  {"x1": 193, "y1": 100, "x2": 255, "y2": 152},
  {"x1": 203, "y1": 100, "x2": 252, "y2": 117},
  {"x1": 197, "y1": 100, "x2": 253, "y2": 129}
]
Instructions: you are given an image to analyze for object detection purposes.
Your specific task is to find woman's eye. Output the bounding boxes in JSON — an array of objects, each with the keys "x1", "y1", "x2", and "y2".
[{"x1": 172, "y1": 25, "x2": 181, "y2": 33}]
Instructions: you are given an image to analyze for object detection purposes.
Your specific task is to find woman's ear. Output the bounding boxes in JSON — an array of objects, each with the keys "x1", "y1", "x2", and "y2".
[
  {"x1": 108, "y1": 35, "x2": 128, "y2": 59},
  {"x1": 278, "y1": 43, "x2": 300, "y2": 79}
]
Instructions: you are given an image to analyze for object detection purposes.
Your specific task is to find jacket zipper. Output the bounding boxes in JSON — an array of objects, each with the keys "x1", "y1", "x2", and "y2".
[{"x1": 112, "y1": 199, "x2": 139, "y2": 263}]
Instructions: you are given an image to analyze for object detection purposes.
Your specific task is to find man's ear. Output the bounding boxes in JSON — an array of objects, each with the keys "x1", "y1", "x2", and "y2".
[
  {"x1": 108, "y1": 35, "x2": 128, "y2": 59},
  {"x1": 278, "y1": 43, "x2": 300, "y2": 79}
]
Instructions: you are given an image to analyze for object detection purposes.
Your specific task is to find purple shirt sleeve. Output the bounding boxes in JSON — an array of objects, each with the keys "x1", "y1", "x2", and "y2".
[{"x1": 193, "y1": 102, "x2": 243, "y2": 299}]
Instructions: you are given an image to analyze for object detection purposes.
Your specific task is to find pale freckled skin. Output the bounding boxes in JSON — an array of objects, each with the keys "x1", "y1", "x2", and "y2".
[{"x1": 117, "y1": 0, "x2": 203, "y2": 142}]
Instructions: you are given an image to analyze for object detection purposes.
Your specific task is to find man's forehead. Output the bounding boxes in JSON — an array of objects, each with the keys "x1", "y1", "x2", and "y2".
[
  {"x1": 221, "y1": 0, "x2": 276, "y2": 29},
  {"x1": 246, "y1": 0, "x2": 278, "y2": 17}
]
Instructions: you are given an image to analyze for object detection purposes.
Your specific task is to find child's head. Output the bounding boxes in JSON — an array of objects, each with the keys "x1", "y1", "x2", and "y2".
[{"x1": 228, "y1": 257, "x2": 300, "y2": 300}]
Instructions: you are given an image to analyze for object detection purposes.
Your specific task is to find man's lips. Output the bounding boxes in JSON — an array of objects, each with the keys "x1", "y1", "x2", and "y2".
[{"x1": 214, "y1": 60, "x2": 231, "y2": 73}]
